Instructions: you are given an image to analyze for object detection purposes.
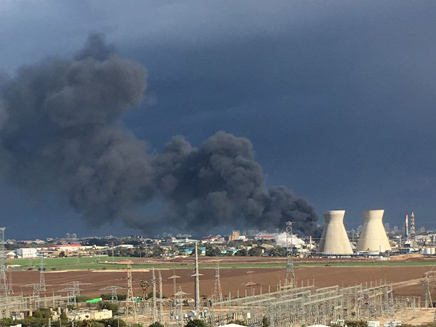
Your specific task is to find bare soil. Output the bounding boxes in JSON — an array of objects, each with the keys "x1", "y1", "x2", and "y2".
[{"x1": 9, "y1": 257, "x2": 436, "y2": 301}]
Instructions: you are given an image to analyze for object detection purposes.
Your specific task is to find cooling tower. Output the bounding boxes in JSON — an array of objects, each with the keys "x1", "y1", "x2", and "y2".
[
  {"x1": 356, "y1": 210, "x2": 391, "y2": 252},
  {"x1": 318, "y1": 210, "x2": 353, "y2": 255}
]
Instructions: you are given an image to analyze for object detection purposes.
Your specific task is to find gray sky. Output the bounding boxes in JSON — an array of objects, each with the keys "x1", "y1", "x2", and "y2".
[{"x1": 1, "y1": 1, "x2": 436, "y2": 239}]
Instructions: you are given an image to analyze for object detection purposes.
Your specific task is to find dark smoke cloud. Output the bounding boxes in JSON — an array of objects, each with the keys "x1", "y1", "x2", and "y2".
[
  {"x1": 0, "y1": 34, "x2": 318, "y2": 235},
  {"x1": 153, "y1": 132, "x2": 318, "y2": 234}
]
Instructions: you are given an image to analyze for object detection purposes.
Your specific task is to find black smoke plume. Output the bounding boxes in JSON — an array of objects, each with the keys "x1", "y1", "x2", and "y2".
[{"x1": 0, "y1": 34, "x2": 318, "y2": 235}]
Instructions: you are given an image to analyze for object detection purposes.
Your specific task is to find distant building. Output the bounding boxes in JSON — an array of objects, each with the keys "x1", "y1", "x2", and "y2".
[
  {"x1": 67, "y1": 310, "x2": 112, "y2": 321},
  {"x1": 16, "y1": 248, "x2": 38, "y2": 258},
  {"x1": 385, "y1": 223, "x2": 390, "y2": 233},
  {"x1": 393, "y1": 225, "x2": 399, "y2": 233},
  {"x1": 201, "y1": 235, "x2": 224, "y2": 243},
  {"x1": 229, "y1": 230, "x2": 241, "y2": 242}
]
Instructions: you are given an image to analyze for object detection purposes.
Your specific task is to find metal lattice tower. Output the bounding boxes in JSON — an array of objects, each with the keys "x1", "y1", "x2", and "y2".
[
  {"x1": 63, "y1": 281, "x2": 89, "y2": 297},
  {"x1": 158, "y1": 270, "x2": 163, "y2": 322},
  {"x1": 152, "y1": 268, "x2": 157, "y2": 322},
  {"x1": 100, "y1": 286, "x2": 124, "y2": 303},
  {"x1": 285, "y1": 221, "x2": 296, "y2": 288},
  {"x1": 213, "y1": 261, "x2": 223, "y2": 304},
  {"x1": 168, "y1": 271, "x2": 181, "y2": 298},
  {"x1": 8, "y1": 270, "x2": 13, "y2": 295},
  {"x1": 125, "y1": 263, "x2": 137, "y2": 323},
  {"x1": 39, "y1": 252, "x2": 46, "y2": 291},
  {"x1": 57, "y1": 287, "x2": 76, "y2": 306},
  {"x1": 0, "y1": 227, "x2": 9, "y2": 318},
  {"x1": 174, "y1": 288, "x2": 188, "y2": 327},
  {"x1": 423, "y1": 274, "x2": 434, "y2": 308},
  {"x1": 245, "y1": 271, "x2": 256, "y2": 296}
]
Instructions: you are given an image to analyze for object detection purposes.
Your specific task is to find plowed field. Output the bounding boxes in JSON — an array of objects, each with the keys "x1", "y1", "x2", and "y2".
[{"x1": 9, "y1": 256, "x2": 436, "y2": 300}]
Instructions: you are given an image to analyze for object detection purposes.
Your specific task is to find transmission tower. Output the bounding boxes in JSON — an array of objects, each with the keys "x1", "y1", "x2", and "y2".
[
  {"x1": 285, "y1": 221, "x2": 296, "y2": 288},
  {"x1": 152, "y1": 268, "x2": 157, "y2": 322},
  {"x1": 168, "y1": 271, "x2": 181, "y2": 298},
  {"x1": 39, "y1": 252, "x2": 46, "y2": 291},
  {"x1": 125, "y1": 263, "x2": 137, "y2": 323},
  {"x1": 158, "y1": 270, "x2": 163, "y2": 322},
  {"x1": 245, "y1": 271, "x2": 256, "y2": 296},
  {"x1": 0, "y1": 227, "x2": 9, "y2": 318},
  {"x1": 100, "y1": 286, "x2": 124, "y2": 303},
  {"x1": 57, "y1": 287, "x2": 76, "y2": 306},
  {"x1": 213, "y1": 261, "x2": 223, "y2": 304},
  {"x1": 423, "y1": 274, "x2": 434, "y2": 308},
  {"x1": 8, "y1": 270, "x2": 13, "y2": 295},
  {"x1": 63, "y1": 281, "x2": 89, "y2": 297},
  {"x1": 174, "y1": 288, "x2": 188, "y2": 327}
]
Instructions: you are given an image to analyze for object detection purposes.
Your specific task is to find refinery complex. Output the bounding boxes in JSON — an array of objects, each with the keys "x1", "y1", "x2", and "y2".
[{"x1": 1, "y1": 209, "x2": 436, "y2": 327}]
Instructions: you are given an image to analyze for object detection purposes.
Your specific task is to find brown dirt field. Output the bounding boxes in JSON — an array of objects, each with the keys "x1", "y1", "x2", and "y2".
[{"x1": 9, "y1": 263, "x2": 436, "y2": 301}]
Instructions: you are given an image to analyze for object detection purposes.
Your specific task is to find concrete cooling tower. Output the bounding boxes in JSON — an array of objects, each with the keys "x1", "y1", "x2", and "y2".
[
  {"x1": 356, "y1": 210, "x2": 391, "y2": 252},
  {"x1": 318, "y1": 210, "x2": 353, "y2": 255}
]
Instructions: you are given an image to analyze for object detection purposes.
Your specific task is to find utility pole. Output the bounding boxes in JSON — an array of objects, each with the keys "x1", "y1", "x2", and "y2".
[
  {"x1": 285, "y1": 221, "x2": 296, "y2": 288},
  {"x1": 0, "y1": 227, "x2": 10, "y2": 318},
  {"x1": 39, "y1": 252, "x2": 46, "y2": 291},
  {"x1": 191, "y1": 242, "x2": 202, "y2": 311}
]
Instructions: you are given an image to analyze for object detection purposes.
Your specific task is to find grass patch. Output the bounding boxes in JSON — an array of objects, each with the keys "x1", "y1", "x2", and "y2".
[{"x1": 7, "y1": 257, "x2": 436, "y2": 271}]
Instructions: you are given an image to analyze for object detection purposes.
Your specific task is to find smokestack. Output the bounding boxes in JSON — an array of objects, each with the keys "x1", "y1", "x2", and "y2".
[
  {"x1": 318, "y1": 210, "x2": 353, "y2": 255},
  {"x1": 405, "y1": 214, "x2": 409, "y2": 238},
  {"x1": 410, "y1": 211, "x2": 416, "y2": 238},
  {"x1": 356, "y1": 210, "x2": 391, "y2": 253}
]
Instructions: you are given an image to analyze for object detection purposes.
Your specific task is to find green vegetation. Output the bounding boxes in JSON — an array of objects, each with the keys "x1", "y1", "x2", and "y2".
[
  {"x1": 149, "y1": 322, "x2": 164, "y2": 327},
  {"x1": 185, "y1": 320, "x2": 209, "y2": 327},
  {"x1": 6, "y1": 255, "x2": 436, "y2": 271},
  {"x1": 0, "y1": 311, "x2": 129, "y2": 327}
]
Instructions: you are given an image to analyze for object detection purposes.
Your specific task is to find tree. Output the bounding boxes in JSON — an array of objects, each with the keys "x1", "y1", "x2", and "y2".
[
  {"x1": 248, "y1": 247, "x2": 263, "y2": 256},
  {"x1": 140, "y1": 280, "x2": 150, "y2": 299},
  {"x1": 344, "y1": 321, "x2": 368, "y2": 327},
  {"x1": 206, "y1": 247, "x2": 221, "y2": 256},
  {"x1": 152, "y1": 246, "x2": 163, "y2": 257},
  {"x1": 262, "y1": 316, "x2": 270, "y2": 327},
  {"x1": 98, "y1": 301, "x2": 119, "y2": 314},
  {"x1": 90, "y1": 322, "x2": 105, "y2": 327},
  {"x1": 149, "y1": 322, "x2": 165, "y2": 327},
  {"x1": 235, "y1": 248, "x2": 247, "y2": 256},
  {"x1": 185, "y1": 319, "x2": 208, "y2": 327}
]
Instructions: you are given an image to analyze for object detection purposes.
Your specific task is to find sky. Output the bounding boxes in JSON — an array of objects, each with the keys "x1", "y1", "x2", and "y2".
[{"x1": 1, "y1": 1, "x2": 436, "y2": 239}]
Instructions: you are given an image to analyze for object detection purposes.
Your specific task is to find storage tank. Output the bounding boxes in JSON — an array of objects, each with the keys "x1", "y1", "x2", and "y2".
[
  {"x1": 357, "y1": 210, "x2": 391, "y2": 252},
  {"x1": 318, "y1": 210, "x2": 353, "y2": 255}
]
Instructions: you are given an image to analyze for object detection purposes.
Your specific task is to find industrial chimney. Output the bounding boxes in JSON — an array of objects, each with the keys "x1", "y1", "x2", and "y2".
[
  {"x1": 356, "y1": 210, "x2": 391, "y2": 253},
  {"x1": 318, "y1": 210, "x2": 353, "y2": 255}
]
